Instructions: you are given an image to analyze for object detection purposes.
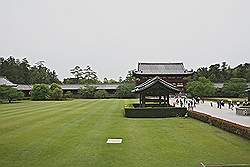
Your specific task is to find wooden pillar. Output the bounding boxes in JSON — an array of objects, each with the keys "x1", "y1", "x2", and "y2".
[
  {"x1": 248, "y1": 90, "x2": 250, "y2": 102},
  {"x1": 167, "y1": 94, "x2": 170, "y2": 106},
  {"x1": 142, "y1": 94, "x2": 145, "y2": 107},
  {"x1": 164, "y1": 95, "x2": 166, "y2": 105},
  {"x1": 159, "y1": 96, "x2": 161, "y2": 104},
  {"x1": 139, "y1": 93, "x2": 142, "y2": 107}
]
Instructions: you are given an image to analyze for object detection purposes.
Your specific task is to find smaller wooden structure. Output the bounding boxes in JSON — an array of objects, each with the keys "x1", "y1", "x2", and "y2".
[{"x1": 132, "y1": 76, "x2": 180, "y2": 107}]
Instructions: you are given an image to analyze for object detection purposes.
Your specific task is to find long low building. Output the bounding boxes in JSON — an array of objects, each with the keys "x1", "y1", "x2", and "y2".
[
  {"x1": 16, "y1": 84, "x2": 119, "y2": 96},
  {"x1": 213, "y1": 83, "x2": 250, "y2": 89},
  {"x1": 1, "y1": 76, "x2": 250, "y2": 96},
  {"x1": 0, "y1": 76, "x2": 119, "y2": 96}
]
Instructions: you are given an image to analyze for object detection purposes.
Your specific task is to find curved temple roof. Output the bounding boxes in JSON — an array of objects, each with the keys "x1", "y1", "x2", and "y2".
[
  {"x1": 134, "y1": 62, "x2": 193, "y2": 75},
  {"x1": 132, "y1": 76, "x2": 180, "y2": 93},
  {"x1": 0, "y1": 76, "x2": 17, "y2": 87}
]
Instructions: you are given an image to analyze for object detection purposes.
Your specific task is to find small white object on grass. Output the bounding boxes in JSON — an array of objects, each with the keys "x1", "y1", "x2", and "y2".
[{"x1": 106, "y1": 138, "x2": 123, "y2": 144}]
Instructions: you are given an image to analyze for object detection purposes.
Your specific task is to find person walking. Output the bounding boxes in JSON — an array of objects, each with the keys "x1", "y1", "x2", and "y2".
[{"x1": 180, "y1": 99, "x2": 183, "y2": 108}]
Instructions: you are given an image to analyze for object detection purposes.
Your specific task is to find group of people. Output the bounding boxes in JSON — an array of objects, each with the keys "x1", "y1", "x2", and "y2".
[
  {"x1": 210, "y1": 100, "x2": 242, "y2": 110},
  {"x1": 174, "y1": 96, "x2": 202, "y2": 110}
]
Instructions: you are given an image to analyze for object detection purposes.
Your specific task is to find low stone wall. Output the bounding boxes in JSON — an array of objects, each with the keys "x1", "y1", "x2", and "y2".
[
  {"x1": 188, "y1": 110, "x2": 250, "y2": 139},
  {"x1": 124, "y1": 104, "x2": 187, "y2": 118},
  {"x1": 236, "y1": 107, "x2": 250, "y2": 116}
]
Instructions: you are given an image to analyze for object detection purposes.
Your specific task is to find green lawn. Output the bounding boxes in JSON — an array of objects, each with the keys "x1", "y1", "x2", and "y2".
[{"x1": 0, "y1": 99, "x2": 250, "y2": 167}]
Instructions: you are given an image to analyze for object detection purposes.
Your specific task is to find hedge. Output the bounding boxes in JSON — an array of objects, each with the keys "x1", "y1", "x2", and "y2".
[
  {"x1": 124, "y1": 104, "x2": 187, "y2": 118},
  {"x1": 188, "y1": 110, "x2": 250, "y2": 139}
]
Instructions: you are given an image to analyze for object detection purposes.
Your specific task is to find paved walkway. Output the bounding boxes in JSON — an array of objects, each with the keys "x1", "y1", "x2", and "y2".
[{"x1": 171, "y1": 99, "x2": 250, "y2": 127}]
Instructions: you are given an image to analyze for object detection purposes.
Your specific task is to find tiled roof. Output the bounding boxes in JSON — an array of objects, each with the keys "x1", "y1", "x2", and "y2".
[
  {"x1": 214, "y1": 83, "x2": 250, "y2": 89},
  {"x1": 132, "y1": 76, "x2": 180, "y2": 93},
  {"x1": 16, "y1": 85, "x2": 33, "y2": 90},
  {"x1": 61, "y1": 84, "x2": 119, "y2": 90},
  {"x1": 0, "y1": 77, "x2": 17, "y2": 87},
  {"x1": 16, "y1": 84, "x2": 120, "y2": 91},
  {"x1": 134, "y1": 62, "x2": 193, "y2": 75}
]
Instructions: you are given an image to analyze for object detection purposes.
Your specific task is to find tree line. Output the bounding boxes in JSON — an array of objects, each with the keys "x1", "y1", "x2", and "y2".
[
  {"x1": 193, "y1": 62, "x2": 250, "y2": 83},
  {"x1": 0, "y1": 56, "x2": 60, "y2": 84}
]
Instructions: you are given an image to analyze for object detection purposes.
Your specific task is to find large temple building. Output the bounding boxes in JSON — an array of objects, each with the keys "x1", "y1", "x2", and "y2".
[{"x1": 133, "y1": 62, "x2": 193, "y2": 91}]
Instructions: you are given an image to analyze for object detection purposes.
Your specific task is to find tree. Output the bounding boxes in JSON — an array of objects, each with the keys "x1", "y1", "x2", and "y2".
[
  {"x1": 221, "y1": 78, "x2": 247, "y2": 97},
  {"x1": 123, "y1": 70, "x2": 136, "y2": 83},
  {"x1": 115, "y1": 83, "x2": 136, "y2": 98},
  {"x1": 82, "y1": 65, "x2": 99, "y2": 84},
  {"x1": 119, "y1": 76, "x2": 123, "y2": 83},
  {"x1": 78, "y1": 85, "x2": 97, "y2": 98},
  {"x1": 0, "y1": 85, "x2": 24, "y2": 103},
  {"x1": 31, "y1": 84, "x2": 50, "y2": 100},
  {"x1": 103, "y1": 77, "x2": 108, "y2": 83},
  {"x1": 187, "y1": 77, "x2": 215, "y2": 97},
  {"x1": 95, "y1": 90, "x2": 108, "y2": 99},
  {"x1": 70, "y1": 66, "x2": 83, "y2": 80},
  {"x1": 0, "y1": 56, "x2": 61, "y2": 84},
  {"x1": 49, "y1": 83, "x2": 63, "y2": 100}
]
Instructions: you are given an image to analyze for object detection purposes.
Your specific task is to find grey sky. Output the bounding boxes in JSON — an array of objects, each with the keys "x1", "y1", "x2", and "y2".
[{"x1": 0, "y1": 0, "x2": 250, "y2": 81}]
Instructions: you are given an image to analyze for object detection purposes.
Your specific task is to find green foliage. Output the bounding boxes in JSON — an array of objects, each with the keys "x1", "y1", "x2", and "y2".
[
  {"x1": 70, "y1": 66, "x2": 83, "y2": 80},
  {"x1": 0, "y1": 85, "x2": 24, "y2": 103},
  {"x1": 103, "y1": 78, "x2": 118, "y2": 84},
  {"x1": 78, "y1": 85, "x2": 97, "y2": 98},
  {"x1": 188, "y1": 110, "x2": 250, "y2": 139},
  {"x1": 123, "y1": 70, "x2": 136, "y2": 83},
  {"x1": 49, "y1": 83, "x2": 63, "y2": 100},
  {"x1": 50, "y1": 83, "x2": 62, "y2": 91},
  {"x1": 31, "y1": 84, "x2": 50, "y2": 100},
  {"x1": 64, "y1": 91, "x2": 73, "y2": 98},
  {"x1": 187, "y1": 77, "x2": 215, "y2": 97},
  {"x1": 221, "y1": 78, "x2": 247, "y2": 97},
  {"x1": 50, "y1": 88, "x2": 63, "y2": 100},
  {"x1": 0, "y1": 56, "x2": 61, "y2": 84},
  {"x1": 194, "y1": 62, "x2": 250, "y2": 83},
  {"x1": 115, "y1": 83, "x2": 136, "y2": 98},
  {"x1": 95, "y1": 90, "x2": 108, "y2": 99},
  {"x1": 65, "y1": 65, "x2": 101, "y2": 84}
]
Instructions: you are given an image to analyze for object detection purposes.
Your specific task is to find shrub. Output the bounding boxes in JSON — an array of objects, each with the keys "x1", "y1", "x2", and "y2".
[
  {"x1": 188, "y1": 110, "x2": 250, "y2": 139},
  {"x1": 50, "y1": 87, "x2": 63, "y2": 100},
  {"x1": 64, "y1": 91, "x2": 73, "y2": 98},
  {"x1": 31, "y1": 84, "x2": 50, "y2": 100},
  {"x1": 0, "y1": 85, "x2": 24, "y2": 103},
  {"x1": 124, "y1": 105, "x2": 187, "y2": 118},
  {"x1": 50, "y1": 83, "x2": 62, "y2": 91},
  {"x1": 95, "y1": 90, "x2": 108, "y2": 99},
  {"x1": 49, "y1": 83, "x2": 63, "y2": 100},
  {"x1": 78, "y1": 85, "x2": 97, "y2": 98},
  {"x1": 116, "y1": 83, "x2": 136, "y2": 98}
]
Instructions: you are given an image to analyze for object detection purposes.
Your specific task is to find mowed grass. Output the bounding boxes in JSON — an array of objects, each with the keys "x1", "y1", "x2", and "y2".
[{"x1": 0, "y1": 99, "x2": 250, "y2": 167}]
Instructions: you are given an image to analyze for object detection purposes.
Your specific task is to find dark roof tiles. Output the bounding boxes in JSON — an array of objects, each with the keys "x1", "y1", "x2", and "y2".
[{"x1": 134, "y1": 62, "x2": 193, "y2": 75}]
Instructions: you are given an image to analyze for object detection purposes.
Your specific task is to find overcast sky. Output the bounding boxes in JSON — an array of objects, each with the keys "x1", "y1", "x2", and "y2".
[{"x1": 0, "y1": 0, "x2": 250, "y2": 81}]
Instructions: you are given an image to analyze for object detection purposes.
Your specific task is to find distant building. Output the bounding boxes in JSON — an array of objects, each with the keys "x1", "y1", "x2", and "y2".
[
  {"x1": 0, "y1": 76, "x2": 17, "y2": 87},
  {"x1": 0, "y1": 76, "x2": 119, "y2": 97},
  {"x1": 133, "y1": 63, "x2": 193, "y2": 91}
]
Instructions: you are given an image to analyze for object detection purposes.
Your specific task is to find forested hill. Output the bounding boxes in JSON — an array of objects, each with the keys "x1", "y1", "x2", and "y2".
[
  {"x1": 0, "y1": 56, "x2": 61, "y2": 84},
  {"x1": 192, "y1": 62, "x2": 250, "y2": 83},
  {"x1": 1, "y1": 56, "x2": 249, "y2": 84}
]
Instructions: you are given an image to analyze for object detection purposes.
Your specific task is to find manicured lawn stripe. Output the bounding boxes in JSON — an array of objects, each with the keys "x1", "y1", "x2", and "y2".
[{"x1": 0, "y1": 99, "x2": 249, "y2": 167}]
